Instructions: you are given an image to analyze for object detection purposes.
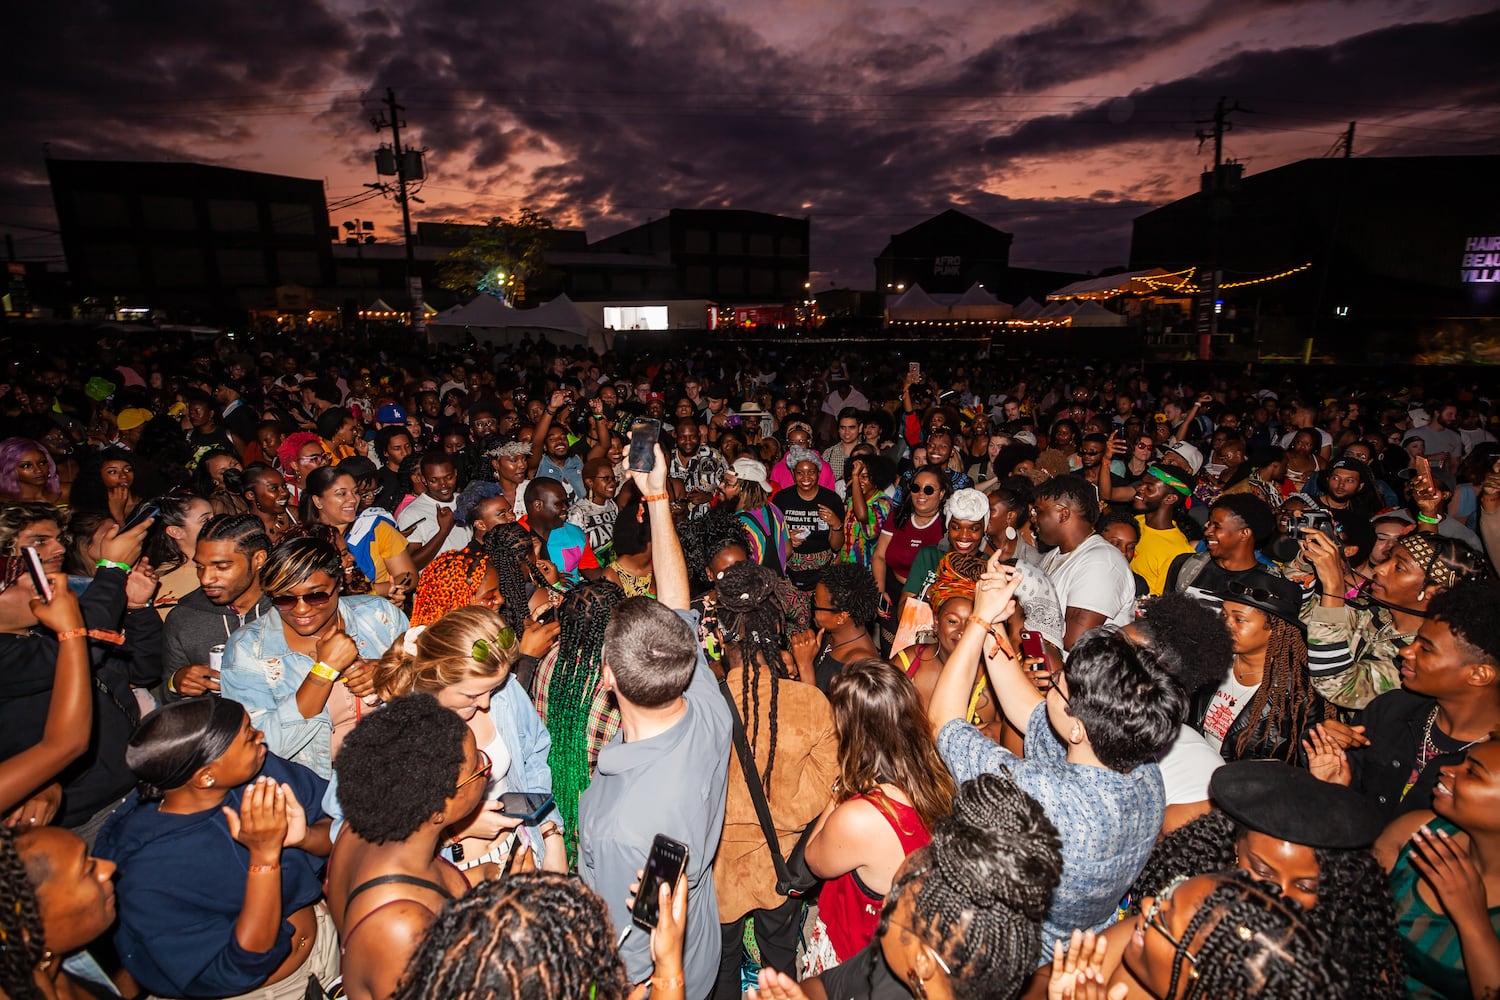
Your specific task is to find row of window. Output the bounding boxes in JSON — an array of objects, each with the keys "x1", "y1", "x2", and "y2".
[
  {"x1": 70, "y1": 192, "x2": 323, "y2": 237},
  {"x1": 81, "y1": 245, "x2": 324, "y2": 288}
]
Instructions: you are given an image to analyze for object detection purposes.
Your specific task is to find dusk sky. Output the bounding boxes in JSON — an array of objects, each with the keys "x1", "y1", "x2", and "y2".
[{"x1": 8, "y1": 0, "x2": 1500, "y2": 289}]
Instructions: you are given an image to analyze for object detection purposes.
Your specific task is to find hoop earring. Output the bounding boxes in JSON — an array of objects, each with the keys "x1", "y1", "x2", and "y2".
[
  {"x1": 1418, "y1": 590, "x2": 1427, "y2": 602},
  {"x1": 1005, "y1": 526, "x2": 1018, "y2": 541}
]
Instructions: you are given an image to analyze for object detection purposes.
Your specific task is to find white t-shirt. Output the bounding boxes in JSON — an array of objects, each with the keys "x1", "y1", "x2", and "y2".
[
  {"x1": 1158, "y1": 725, "x2": 1224, "y2": 805},
  {"x1": 1039, "y1": 534, "x2": 1136, "y2": 634},
  {"x1": 1276, "y1": 427, "x2": 1333, "y2": 451},
  {"x1": 1200, "y1": 673, "x2": 1260, "y2": 754},
  {"x1": 397, "y1": 493, "x2": 472, "y2": 556}
]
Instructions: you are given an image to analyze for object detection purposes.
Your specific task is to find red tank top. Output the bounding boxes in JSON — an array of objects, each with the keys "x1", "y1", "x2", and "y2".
[{"x1": 819, "y1": 793, "x2": 931, "y2": 961}]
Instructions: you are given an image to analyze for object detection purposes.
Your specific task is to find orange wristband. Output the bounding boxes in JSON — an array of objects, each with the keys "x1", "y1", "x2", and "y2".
[
  {"x1": 55, "y1": 628, "x2": 89, "y2": 643},
  {"x1": 642, "y1": 493, "x2": 669, "y2": 503},
  {"x1": 248, "y1": 863, "x2": 280, "y2": 874}
]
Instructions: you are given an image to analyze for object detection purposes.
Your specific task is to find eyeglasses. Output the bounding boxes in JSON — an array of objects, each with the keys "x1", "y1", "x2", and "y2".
[
  {"x1": 299, "y1": 453, "x2": 328, "y2": 466},
  {"x1": 271, "y1": 590, "x2": 336, "y2": 611},
  {"x1": 454, "y1": 748, "x2": 493, "y2": 792},
  {"x1": 911, "y1": 483, "x2": 940, "y2": 496},
  {"x1": 472, "y1": 628, "x2": 517, "y2": 663},
  {"x1": 1143, "y1": 875, "x2": 1194, "y2": 957}
]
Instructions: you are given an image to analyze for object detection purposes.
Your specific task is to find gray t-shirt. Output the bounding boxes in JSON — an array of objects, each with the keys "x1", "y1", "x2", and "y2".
[{"x1": 578, "y1": 608, "x2": 732, "y2": 993}]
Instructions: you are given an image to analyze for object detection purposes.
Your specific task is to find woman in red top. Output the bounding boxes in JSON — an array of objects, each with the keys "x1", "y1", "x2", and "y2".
[
  {"x1": 800, "y1": 657, "x2": 956, "y2": 975},
  {"x1": 871, "y1": 465, "x2": 949, "y2": 649}
]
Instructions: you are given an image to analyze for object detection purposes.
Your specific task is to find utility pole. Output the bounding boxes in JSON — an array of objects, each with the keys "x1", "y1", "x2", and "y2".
[
  {"x1": 370, "y1": 88, "x2": 425, "y2": 339},
  {"x1": 1340, "y1": 121, "x2": 1356, "y2": 158},
  {"x1": 1193, "y1": 97, "x2": 1247, "y2": 359}
]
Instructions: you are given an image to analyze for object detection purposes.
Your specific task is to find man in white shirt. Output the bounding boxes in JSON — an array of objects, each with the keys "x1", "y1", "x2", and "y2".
[
  {"x1": 397, "y1": 451, "x2": 471, "y2": 569},
  {"x1": 1031, "y1": 474, "x2": 1136, "y2": 651}
]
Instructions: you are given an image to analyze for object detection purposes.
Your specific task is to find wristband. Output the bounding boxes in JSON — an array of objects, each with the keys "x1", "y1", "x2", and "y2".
[
  {"x1": 966, "y1": 614, "x2": 998, "y2": 635},
  {"x1": 55, "y1": 628, "x2": 89, "y2": 643},
  {"x1": 1416, "y1": 513, "x2": 1441, "y2": 524},
  {"x1": 650, "y1": 974, "x2": 685, "y2": 991},
  {"x1": 247, "y1": 863, "x2": 280, "y2": 875},
  {"x1": 309, "y1": 660, "x2": 342, "y2": 682},
  {"x1": 95, "y1": 559, "x2": 131, "y2": 573},
  {"x1": 642, "y1": 493, "x2": 669, "y2": 503}
]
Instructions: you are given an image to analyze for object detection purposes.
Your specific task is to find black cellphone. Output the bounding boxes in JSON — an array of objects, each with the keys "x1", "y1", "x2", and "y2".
[
  {"x1": 631, "y1": 834, "x2": 689, "y2": 930},
  {"x1": 120, "y1": 501, "x2": 160, "y2": 533},
  {"x1": 21, "y1": 546, "x2": 52, "y2": 604},
  {"x1": 533, "y1": 604, "x2": 558, "y2": 626},
  {"x1": 628, "y1": 418, "x2": 661, "y2": 474},
  {"x1": 497, "y1": 791, "x2": 555, "y2": 821}
]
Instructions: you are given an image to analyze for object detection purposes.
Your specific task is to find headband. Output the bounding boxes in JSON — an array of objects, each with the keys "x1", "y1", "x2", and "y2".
[
  {"x1": 1147, "y1": 465, "x2": 1191, "y2": 496},
  {"x1": 1399, "y1": 533, "x2": 1459, "y2": 591}
]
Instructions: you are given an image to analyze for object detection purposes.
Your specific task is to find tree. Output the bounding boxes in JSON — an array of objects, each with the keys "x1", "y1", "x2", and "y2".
[{"x1": 435, "y1": 208, "x2": 555, "y2": 306}]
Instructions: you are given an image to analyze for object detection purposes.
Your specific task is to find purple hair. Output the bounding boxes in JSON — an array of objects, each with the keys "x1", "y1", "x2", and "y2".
[{"x1": 0, "y1": 437, "x2": 59, "y2": 496}]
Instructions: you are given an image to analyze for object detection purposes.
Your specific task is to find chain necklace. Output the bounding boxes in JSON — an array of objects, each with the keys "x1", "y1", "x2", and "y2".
[{"x1": 1406, "y1": 706, "x2": 1490, "y2": 801}]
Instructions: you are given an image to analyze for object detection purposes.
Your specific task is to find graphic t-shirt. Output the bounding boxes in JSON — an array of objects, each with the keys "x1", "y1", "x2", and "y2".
[
  {"x1": 1200, "y1": 673, "x2": 1259, "y2": 754},
  {"x1": 773, "y1": 486, "x2": 845, "y2": 587}
]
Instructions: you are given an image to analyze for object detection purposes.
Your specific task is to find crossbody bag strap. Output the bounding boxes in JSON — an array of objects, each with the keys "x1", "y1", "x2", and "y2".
[{"x1": 717, "y1": 678, "x2": 793, "y2": 883}]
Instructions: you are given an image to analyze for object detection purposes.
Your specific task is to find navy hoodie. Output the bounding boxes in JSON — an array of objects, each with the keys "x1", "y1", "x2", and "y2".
[{"x1": 95, "y1": 754, "x2": 328, "y2": 997}]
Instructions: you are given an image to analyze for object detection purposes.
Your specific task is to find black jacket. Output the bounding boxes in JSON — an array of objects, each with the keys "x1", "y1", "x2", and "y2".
[
  {"x1": 1190, "y1": 677, "x2": 1328, "y2": 764},
  {"x1": 0, "y1": 568, "x2": 162, "y2": 827},
  {"x1": 1348, "y1": 688, "x2": 1471, "y2": 826}
]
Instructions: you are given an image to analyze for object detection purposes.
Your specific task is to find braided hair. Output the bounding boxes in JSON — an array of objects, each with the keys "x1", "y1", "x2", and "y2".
[
  {"x1": 680, "y1": 506, "x2": 750, "y2": 598},
  {"x1": 1234, "y1": 616, "x2": 1333, "y2": 762},
  {"x1": 482, "y1": 522, "x2": 540, "y2": 635},
  {"x1": 0, "y1": 826, "x2": 47, "y2": 1000},
  {"x1": 410, "y1": 546, "x2": 490, "y2": 626},
  {"x1": 542, "y1": 579, "x2": 625, "y2": 864},
  {"x1": 1162, "y1": 871, "x2": 1333, "y2": 999},
  {"x1": 715, "y1": 560, "x2": 789, "y2": 794},
  {"x1": 391, "y1": 872, "x2": 631, "y2": 1000},
  {"x1": 1129, "y1": 810, "x2": 1403, "y2": 1000},
  {"x1": 878, "y1": 771, "x2": 1063, "y2": 999}
]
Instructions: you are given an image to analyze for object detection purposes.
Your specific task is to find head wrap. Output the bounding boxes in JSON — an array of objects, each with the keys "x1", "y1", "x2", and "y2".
[
  {"x1": 945, "y1": 487, "x2": 990, "y2": 528},
  {"x1": 786, "y1": 446, "x2": 821, "y2": 471},
  {"x1": 928, "y1": 551, "x2": 982, "y2": 612},
  {"x1": 1147, "y1": 464, "x2": 1192, "y2": 497}
]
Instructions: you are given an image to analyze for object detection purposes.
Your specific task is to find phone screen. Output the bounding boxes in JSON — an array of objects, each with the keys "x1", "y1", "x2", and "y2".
[
  {"x1": 631, "y1": 834, "x2": 688, "y2": 930},
  {"x1": 21, "y1": 547, "x2": 52, "y2": 604},
  {"x1": 628, "y1": 418, "x2": 661, "y2": 473},
  {"x1": 497, "y1": 791, "x2": 555, "y2": 821}
]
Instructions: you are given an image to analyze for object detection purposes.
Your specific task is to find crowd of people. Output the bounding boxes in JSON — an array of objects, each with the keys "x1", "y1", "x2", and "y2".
[{"x1": 1, "y1": 328, "x2": 1499, "y2": 1000}]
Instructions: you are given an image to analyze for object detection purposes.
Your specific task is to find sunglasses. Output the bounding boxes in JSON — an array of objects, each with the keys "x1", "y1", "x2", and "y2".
[
  {"x1": 271, "y1": 590, "x2": 336, "y2": 611},
  {"x1": 471, "y1": 628, "x2": 517, "y2": 663},
  {"x1": 911, "y1": 483, "x2": 940, "y2": 496},
  {"x1": 454, "y1": 748, "x2": 493, "y2": 792},
  {"x1": 1225, "y1": 580, "x2": 1280, "y2": 605}
]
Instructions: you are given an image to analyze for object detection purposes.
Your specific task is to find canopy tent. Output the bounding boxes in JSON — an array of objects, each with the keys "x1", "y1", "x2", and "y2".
[
  {"x1": 1045, "y1": 267, "x2": 1191, "y2": 300},
  {"x1": 886, "y1": 282, "x2": 1011, "y2": 323},
  {"x1": 950, "y1": 283, "x2": 1010, "y2": 321},
  {"x1": 428, "y1": 294, "x2": 612, "y2": 353},
  {"x1": 1068, "y1": 300, "x2": 1127, "y2": 327},
  {"x1": 1011, "y1": 297, "x2": 1043, "y2": 319}
]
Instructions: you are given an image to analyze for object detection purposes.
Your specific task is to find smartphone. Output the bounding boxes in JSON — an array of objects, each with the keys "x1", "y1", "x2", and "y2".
[
  {"x1": 628, "y1": 418, "x2": 661, "y2": 474},
  {"x1": 1020, "y1": 629, "x2": 1046, "y2": 663},
  {"x1": 631, "y1": 834, "x2": 689, "y2": 930},
  {"x1": 120, "y1": 501, "x2": 160, "y2": 533},
  {"x1": 497, "y1": 791, "x2": 555, "y2": 822},
  {"x1": 533, "y1": 604, "x2": 558, "y2": 626},
  {"x1": 20, "y1": 546, "x2": 52, "y2": 604},
  {"x1": 908, "y1": 361, "x2": 921, "y2": 380}
]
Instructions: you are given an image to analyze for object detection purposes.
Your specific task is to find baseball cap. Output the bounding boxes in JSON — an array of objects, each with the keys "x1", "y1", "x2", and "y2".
[
  {"x1": 376, "y1": 404, "x2": 407, "y2": 424},
  {"x1": 729, "y1": 457, "x2": 770, "y2": 490},
  {"x1": 1165, "y1": 441, "x2": 1204, "y2": 474}
]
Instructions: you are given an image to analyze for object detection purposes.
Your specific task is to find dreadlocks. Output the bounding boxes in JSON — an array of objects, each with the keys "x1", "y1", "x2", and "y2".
[
  {"x1": 1163, "y1": 871, "x2": 1334, "y2": 999},
  {"x1": 0, "y1": 826, "x2": 47, "y2": 1000},
  {"x1": 410, "y1": 546, "x2": 490, "y2": 626},
  {"x1": 715, "y1": 560, "x2": 789, "y2": 794},
  {"x1": 391, "y1": 872, "x2": 631, "y2": 1000},
  {"x1": 879, "y1": 771, "x2": 1063, "y2": 1000},
  {"x1": 1130, "y1": 810, "x2": 1403, "y2": 1000},
  {"x1": 1235, "y1": 617, "x2": 1333, "y2": 762},
  {"x1": 483, "y1": 522, "x2": 539, "y2": 635},
  {"x1": 539, "y1": 580, "x2": 625, "y2": 865}
]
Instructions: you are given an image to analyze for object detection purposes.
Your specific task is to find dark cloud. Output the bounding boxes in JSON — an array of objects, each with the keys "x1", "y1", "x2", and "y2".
[{"x1": 4, "y1": 1, "x2": 1497, "y2": 287}]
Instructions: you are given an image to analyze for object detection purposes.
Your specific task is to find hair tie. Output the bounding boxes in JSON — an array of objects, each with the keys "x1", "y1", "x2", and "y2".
[{"x1": 402, "y1": 624, "x2": 427, "y2": 656}]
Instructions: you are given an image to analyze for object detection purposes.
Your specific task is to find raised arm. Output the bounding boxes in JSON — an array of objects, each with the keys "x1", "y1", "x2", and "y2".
[{"x1": 632, "y1": 444, "x2": 688, "y2": 610}]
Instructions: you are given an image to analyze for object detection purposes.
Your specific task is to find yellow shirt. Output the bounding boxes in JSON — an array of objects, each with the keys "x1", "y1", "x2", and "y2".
[{"x1": 1131, "y1": 515, "x2": 1195, "y2": 595}]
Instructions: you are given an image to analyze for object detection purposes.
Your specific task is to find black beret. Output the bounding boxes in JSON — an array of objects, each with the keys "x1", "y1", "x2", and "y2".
[{"x1": 1210, "y1": 760, "x2": 1384, "y2": 849}]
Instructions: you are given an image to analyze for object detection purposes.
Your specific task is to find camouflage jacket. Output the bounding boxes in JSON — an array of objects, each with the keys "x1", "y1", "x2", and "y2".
[{"x1": 1303, "y1": 599, "x2": 1415, "y2": 711}]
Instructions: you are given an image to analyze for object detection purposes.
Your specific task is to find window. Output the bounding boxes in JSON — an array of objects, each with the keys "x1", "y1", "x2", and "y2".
[
  {"x1": 72, "y1": 191, "x2": 129, "y2": 228},
  {"x1": 141, "y1": 195, "x2": 197, "y2": 231},
  {"x1": 748, "y1": 233, "x2": 773, "y2": 256},
  {"x1": 209, "y1": 199, "x2": 260, "y2": 232},
  {"x1": 717, "y1": 231, "x2": 744, "y2": 255},
  {"x1": 150, "y1": 247, "x2": 206, "y2": 288},
  {"x1": 684, "y1": 229, "x2": 710, "y2": 253},
  {"x1": 218, "y1": 249, "x2": 268, "y2": 285},
  {"x1": 777, "y1": 235, "x2": 804, "y2": 256},
  {"x1": 269, "y1": 202, "x2": 315, "y2": 236},
  {"x1": 748, "y1": 268, "x2": 774, "y2": 295},
  {"x1": 716, "y1": 266, "x2": 744, "y2": 293},
  {"x1": 275, "y1": 250, "x2": 322, "y2": 285}
]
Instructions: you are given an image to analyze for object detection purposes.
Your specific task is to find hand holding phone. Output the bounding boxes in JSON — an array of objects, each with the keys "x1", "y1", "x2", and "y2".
[
  {"x1": 628, "y1": 419, "x2": 662, "y2": 474},
  {"x1": 631, "y1": 834, "x2": 689, "y2": 930},
  {"x1": 21, "y1": 546, "x2": 52, "y2": 603},
  {"x1": 497, "y1": 792, "x2": 555, "y2": 822}
]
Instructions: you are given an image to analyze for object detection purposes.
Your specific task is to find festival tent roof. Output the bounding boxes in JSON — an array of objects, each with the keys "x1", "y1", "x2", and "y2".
[
  {"x1": 1068, "y1": 300, "x2": 1127, "y2": 326},
  {"x1": 1045, "y1": 267, "x2": 1185, "y2": 300},
  {"x1": 1011, "y1": 297, "x2": 1043, "y2": 319}
]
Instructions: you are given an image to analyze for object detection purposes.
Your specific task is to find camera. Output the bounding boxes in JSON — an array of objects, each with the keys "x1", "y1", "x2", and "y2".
[{"x1": 1286, "y1": 508, "x2": 1338, "y2": 541}]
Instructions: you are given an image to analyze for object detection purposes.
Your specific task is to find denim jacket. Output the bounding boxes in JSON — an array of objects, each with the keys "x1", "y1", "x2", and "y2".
[{"x1": 220, "y1": 596, "x2": 408, "y2": 778}]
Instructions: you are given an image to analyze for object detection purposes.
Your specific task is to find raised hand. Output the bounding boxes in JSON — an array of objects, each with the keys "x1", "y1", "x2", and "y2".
[
  {"x1": 223, "y1": 777, "x2": 289, "y2": 863},
  {"x1": 1302, "y1": 724, "x2": 1352, "y2": 785}
]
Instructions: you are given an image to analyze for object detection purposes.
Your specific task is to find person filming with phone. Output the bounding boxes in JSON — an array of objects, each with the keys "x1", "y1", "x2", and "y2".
[{"x1": 577, "y1": 441, "x2": 733, "y2": 998}]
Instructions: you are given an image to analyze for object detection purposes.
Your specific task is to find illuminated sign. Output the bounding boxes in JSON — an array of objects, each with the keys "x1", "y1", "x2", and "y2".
[{"x1": 1462, "y1": 236, "x2": 1500, "y2": 283}]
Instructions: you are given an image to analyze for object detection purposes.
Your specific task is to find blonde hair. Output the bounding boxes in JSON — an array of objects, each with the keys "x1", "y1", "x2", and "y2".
[{"x1": 374, "y1": 606, "x2": 515, "y2": 702}]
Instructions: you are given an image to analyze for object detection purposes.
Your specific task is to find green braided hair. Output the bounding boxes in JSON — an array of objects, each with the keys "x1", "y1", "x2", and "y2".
[{"x1": 542, "y1": 579, "x2": 626, "y2": 866}]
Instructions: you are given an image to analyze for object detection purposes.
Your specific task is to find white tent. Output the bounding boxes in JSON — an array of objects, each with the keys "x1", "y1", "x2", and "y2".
[
  {"x1": 1069, "y1": 300, "x2": 1126, "y2": 327},
  {"x1": 1011, "y1": 297, "x2": 1043, "y2": 319},
  {"x1": 950, "y1": 283, "x2": 1011, "y2": 321},
  {"x1": 428, "y1": 294, "x2": 613, "y2": 353}
]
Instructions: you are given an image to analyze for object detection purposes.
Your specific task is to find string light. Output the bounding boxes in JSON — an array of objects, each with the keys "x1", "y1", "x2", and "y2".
[{"x1": 1219, "y1": 262, "x2": 1313, "y2": 289}]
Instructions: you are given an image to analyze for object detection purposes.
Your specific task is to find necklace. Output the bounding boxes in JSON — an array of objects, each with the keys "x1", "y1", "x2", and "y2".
[
  {"x1": 1406, "y1": 706, "x2": 1491, "y2": 801},
  {"x1": 911, "y1": 512, "x2": 939, "y2": 530}
]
